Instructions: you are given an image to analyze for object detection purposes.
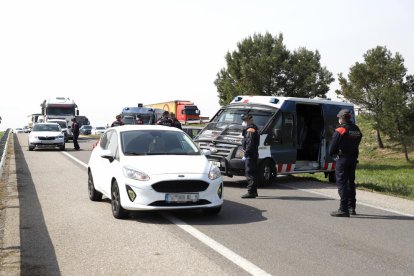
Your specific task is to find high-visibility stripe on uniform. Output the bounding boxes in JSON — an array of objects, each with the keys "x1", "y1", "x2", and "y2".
[{"x1": 323, "y1": 162, "x2": 336, "y2": 171}]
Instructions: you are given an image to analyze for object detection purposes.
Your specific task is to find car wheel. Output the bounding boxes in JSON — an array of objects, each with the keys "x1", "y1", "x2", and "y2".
[
  {"x1": 258, "y1": 159, "x2": 276, "y2": 187},
  {"x1": 328, "y1": 171, "x2": 336, "y2": 183},
  {"x1": 111, "y1": 180, "x2": 128, "y2": 219},
  {"x1": 60, "y1": 143, "x2": 65, "y2": 151},
  {"x1": 202, "y1": 206, "x2": 222, "y2": 215},
  {"x1": 28, "y1": 146, "x2": 35, "y2": 151},
  {"x1": 88, "y1": 170, "x2": 102, "y2": 201}
]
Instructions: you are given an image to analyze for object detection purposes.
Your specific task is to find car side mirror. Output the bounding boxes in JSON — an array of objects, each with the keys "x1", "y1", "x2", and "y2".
[
  {"x1": 202, "y1": 149, "x2": 211, "y2": 156},
  {"x1": 101, "y1": 149, "x2": 114, "y2": 162}
]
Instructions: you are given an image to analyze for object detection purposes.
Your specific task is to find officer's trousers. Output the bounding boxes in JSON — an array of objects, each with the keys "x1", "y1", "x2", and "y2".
[
  {"x1": 335, "y1": 156, "x2": 357, "y2": 212},
  {"x1": 245, "y1": 157, "x2": 258, "y2": 193}
]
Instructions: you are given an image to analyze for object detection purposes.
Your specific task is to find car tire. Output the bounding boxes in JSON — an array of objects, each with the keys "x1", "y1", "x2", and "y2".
[
  {"x1": 258, "y1": 159, "x2": 276, "y2": 187},
  {"x1": 28, "y1": 146, "x2": 35, "y2": 151},
  {"x1": 202, "y1": 206, "x2": 222, "y2": 215},
  {"x1": 88, "y1": 170, "x2": 102, "y2": 201},
  {"x1": 111, "y1": 180, "x2": 128, "y2": 219},
  {"x1": 60, "y1": 143, "x2": 65, "y2": 151}
]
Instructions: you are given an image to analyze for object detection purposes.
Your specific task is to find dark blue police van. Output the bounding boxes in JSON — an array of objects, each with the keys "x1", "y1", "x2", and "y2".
[{"x1": 194, "y1": 95, "x2": 355, "y2": 186}]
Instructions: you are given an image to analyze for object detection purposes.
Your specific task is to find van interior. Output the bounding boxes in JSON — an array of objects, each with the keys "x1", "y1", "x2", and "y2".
[{"x1": 296, "y1": 104, "x2": 324, "y2": 170}]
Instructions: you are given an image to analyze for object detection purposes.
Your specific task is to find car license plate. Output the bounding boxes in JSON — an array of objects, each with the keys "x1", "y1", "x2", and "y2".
[
  {"x1": 212, "y1": 161, "x2": 221, "y2": 168},
  {"x1": 165, "y1": 193, "x2": 199, "y2": 203}
]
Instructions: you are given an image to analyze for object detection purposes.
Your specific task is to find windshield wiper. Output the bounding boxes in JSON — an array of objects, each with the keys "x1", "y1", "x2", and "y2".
[{"x1": 124, "y1": 152, "x2": 147, "y2": 156}]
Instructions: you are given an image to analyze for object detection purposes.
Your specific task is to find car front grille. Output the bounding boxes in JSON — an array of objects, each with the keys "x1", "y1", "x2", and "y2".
[
  {"x1": 38, "y1": 137, "x2": 56, "y2": 140},
  {"x1": 149, "y1": 199, "x2": 211, "y2": 206},
  {"x1": 152, "y1": 180, "x2": 209, "y2": 193},
  {"x1": 198, "y1": 142, "x2": 238, "y2": 158}
]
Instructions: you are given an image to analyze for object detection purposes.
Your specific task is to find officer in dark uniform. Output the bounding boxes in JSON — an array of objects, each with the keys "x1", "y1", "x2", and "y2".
[
  {"x1": 157, "y1": 111, "x2": 173, "y2": 127},
  {"x1": 111, "y1": 115, "x2": 125, "y2": 127},
  {"x1": 71, "y1": 118, "x2": 80, "y2": 150},
  {"x1": 329, "y1": 109, "x2": 362, "y2": 217},
  {"x1": 241, "y1": 114, "x2": 260, "y2": 198}
]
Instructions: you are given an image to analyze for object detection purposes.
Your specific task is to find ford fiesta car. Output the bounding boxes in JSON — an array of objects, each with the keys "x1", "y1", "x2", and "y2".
[
  {"x1": 87, "y1": 125, "x2": 223, "y2": 219},
  {"x1": 28, "y1": 123, "x2": 65, "y2": 151}
]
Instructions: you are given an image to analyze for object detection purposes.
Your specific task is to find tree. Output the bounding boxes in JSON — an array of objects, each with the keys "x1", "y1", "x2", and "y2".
[
  {"x1": 337, "y1": 46, "x2": 407, "y2": 148},
  {"x1": 214, "y1": 32, "x2": 334, "y2": 106},
  {"x1": 381, "y1": 81, "x2": 414, "y2": 162}
]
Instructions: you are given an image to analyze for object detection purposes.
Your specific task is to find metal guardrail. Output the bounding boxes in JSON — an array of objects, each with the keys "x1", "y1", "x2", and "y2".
[{"x1": 0, "y1": 129, "x2": 11, "y2": 177}]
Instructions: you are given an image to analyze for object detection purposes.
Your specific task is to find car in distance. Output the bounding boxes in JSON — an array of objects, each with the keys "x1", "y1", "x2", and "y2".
[
  {"x1": 47, "y1": 119, "x2": 70, "y2": 142},
  {"x1": 28, "y1": 123, "x2": 65, "y2": 151},
  {"x1": 79, "y1": 125, "x2": 92, "y2": 135},
  {"x1": 87, "y1": 125, "x2": 223, "y2": 219},
  {"x1": 14, "y1": 128, "x2": 25, "y2": 133},
  {"x1": 93, "y1": 126, "x2": 106, "y2": 135}
]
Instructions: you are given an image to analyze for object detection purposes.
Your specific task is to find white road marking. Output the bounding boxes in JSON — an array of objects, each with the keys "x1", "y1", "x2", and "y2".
[
  {"x1": 280, "y1": 183, "x2": 414, "y2": 218},
  {"x1": 62, "y1": 151, "x2": 272, "y2": 276}
]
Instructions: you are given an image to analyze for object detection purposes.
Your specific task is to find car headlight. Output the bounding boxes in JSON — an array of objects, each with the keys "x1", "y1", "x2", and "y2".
[
  {"x1": 235, "y1": 147, "x2": 245, "y2": 158},
  {"x1": 122, "y1": 166, "x2": 150, "y2": 181},
  {"x1": 58, "y1": 134, "x2": 64, "y2": 138},
  {"x1": 208, "y1": 165, "x2": 221, "y2": 180}
]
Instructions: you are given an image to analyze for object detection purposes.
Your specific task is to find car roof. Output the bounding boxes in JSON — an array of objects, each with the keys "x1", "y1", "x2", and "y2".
[{"x1": 110, "y1": 125, "x2": 183, "y2": 133}]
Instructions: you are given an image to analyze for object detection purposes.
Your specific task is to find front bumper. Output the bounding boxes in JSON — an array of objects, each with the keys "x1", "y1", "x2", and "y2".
[
  {"x1": 118, "y1": 175, "x2": 224, "y2": 211},
  {"x1": 29, "y1": 137, "x2": 65, "y2": 147}
]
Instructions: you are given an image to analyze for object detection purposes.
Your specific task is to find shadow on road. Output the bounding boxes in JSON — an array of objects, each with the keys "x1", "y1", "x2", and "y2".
[
  {"x1": 14, "y1": 137, "x2": 61, "y2": 276},
  {"x1": 256, "y1": 195, "x2": 333, "y2": 201},
  {"x1": 351, "y1": 214, "x2": 414, "y2": 221}
]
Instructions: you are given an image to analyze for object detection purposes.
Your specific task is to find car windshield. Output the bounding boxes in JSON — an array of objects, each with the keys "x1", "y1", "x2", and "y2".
[
  {"x1": 96, "y1": 127, "x2": 105, "y2": 130},
  {"x1": 50, "y1": 121, "x2": 66, "y2": 128},
  {"x1": 33, "y1": 124, "x2": 60, "y2": 132},
  {"x1": 195, "y1": 107, "x2": 274, "y2": 142},
  {"x1": 83, "y1": 126, "x2": 92, "y2": 129},
  {"x1": 121, "y1": 130, "x2": 201, "y2": 156}
]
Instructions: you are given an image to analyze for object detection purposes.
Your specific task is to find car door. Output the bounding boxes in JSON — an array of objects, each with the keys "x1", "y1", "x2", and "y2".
[
  {"x1": 92, "y1": 131, "x2": 111, "y2": 195},
  {"x1": 100, "y1": 130, "x2": 121, "y2": 197}
]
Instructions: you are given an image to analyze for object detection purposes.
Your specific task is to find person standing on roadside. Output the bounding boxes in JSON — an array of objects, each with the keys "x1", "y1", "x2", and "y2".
[
  {"x1": 240, "y1": 114, "x2": 260, "y2": 198},
  {"x1": 111, "y1": 115, "x2": 125, "y2": 127},
  {"x1": 157, "y1": 111, "x2": 173, "y2": 127},
  {"x1": 71, "y1": 118, "x2": 80, "y2": 150},
  {"x1": 329, "y1": 109, "x2": 362, "y2": 217},
  {"x1": 170, "y1": 112, "x2": 182, "y2": 129}
]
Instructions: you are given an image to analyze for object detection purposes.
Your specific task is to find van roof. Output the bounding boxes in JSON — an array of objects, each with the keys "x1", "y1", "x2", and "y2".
[{"x1": 229, "y1": 95, "x2": 354, "y2": 109}]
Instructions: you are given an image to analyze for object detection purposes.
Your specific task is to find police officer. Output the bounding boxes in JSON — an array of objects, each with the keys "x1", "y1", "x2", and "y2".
[
  {"x1": 170, "y1": 112, "x2": 182, "y2": 129},
  {"x1": 157, "y1": 111, "x2": 173, "y2": 127},
  {"x1": 241, "y1": 114, "x2": 260, "y2": 198},
  {"x1": 329, "y1": 109, "x2": 362, "y2": 217},
  {"x1": 111, "y1": 115, "x2": 125, "y2": 127},
  {"x1": 71, "y1": 118, "x2": 80, "y2": 150}
]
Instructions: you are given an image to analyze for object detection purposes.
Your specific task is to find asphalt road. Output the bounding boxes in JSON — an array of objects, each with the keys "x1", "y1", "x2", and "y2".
[{"x1": 4, "y1": 133, "x2": 414, "y2": 275}]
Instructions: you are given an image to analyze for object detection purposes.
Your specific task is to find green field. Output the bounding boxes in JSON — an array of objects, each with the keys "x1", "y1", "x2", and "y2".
[
  {"x1": 0, "y1": 132, "x2": 4, "y2": 140},
  {"x1": 301, "y1": 116, "x2": 414, "y2": 200}
]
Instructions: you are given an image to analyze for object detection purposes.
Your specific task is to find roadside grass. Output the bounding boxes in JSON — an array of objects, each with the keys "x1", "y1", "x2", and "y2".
[
  {"x1": 0, "y1": 132, "x2": 3, "y2": 140},
  {"x1": 300, "y1": 115, "x2": 414, "y2": 200}
]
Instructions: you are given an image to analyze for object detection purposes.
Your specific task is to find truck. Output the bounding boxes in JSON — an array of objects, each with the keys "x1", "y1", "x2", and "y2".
[
  {"x1": 145, "y1": 100, "x2": 200, "y2": 123},
  {"x1": 120, "y1": 104, "x2": 165, "y2": 125},
  {"x1": 194, "y1": 95, "x2": 355, "y2": 186},
  {"x1": 27, "y1": 113, "x2": 43, "y2": 130}
]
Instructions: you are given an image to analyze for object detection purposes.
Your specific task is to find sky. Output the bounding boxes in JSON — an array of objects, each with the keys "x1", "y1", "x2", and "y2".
[{"x1": 1, "y1": 0, "x2": 413, "y2": 130}]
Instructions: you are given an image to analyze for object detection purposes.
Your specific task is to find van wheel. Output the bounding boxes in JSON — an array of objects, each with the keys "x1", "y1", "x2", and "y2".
[
  {"x1": 328, "y1": 172, "x2": 336, "y2": 183},
  {"x1": 111, "y1": 180, "x2": 128, "y2": 219},
  {"x1": 258, "y1": 159, "x2": 276, "y2": 186}
]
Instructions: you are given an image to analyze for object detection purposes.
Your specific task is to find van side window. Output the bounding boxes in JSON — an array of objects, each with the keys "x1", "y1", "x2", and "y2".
[
  {"x1": 267, "y1": 113, "x2": 283, "y2": 144},
  {"x1": 283, "y1": 113, "x2": 294, "y2": 146}
]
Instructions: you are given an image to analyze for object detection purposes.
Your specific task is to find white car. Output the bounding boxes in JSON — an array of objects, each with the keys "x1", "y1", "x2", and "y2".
[
  {"x1": 87, "y1": 125, "x2": 223, "y2": 219},
  {"x1": 47, "y1": 119, "x2": 70, "y2": 142},
  {"x1": 14, "y1": 128, "x2": 25, "y2": 133},
  {"x1": 93, "y1": 126, "x2": 106, "y2": 135},
  {"x1": 28, "y1": 123, "x2": 65, "y2": 151}
]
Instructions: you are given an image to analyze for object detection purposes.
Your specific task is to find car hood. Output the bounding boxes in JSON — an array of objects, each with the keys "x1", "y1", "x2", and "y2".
[
  {"x1": 122, "y1": 155, "x2": 210, "y2": 175},
  {"x1": 30, "y1": 131, "x2": 62, "y2": 137}
]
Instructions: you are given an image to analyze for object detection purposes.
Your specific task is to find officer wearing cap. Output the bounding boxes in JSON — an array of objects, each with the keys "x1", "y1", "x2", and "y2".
[
  {"x1": 241, "y1": 113, "x2": 260, "y2": 198},
  {"x1": 329, "y1": 109, "x2": 362, "y2": 217},
  {"x1": 157, "y1": 111, "x2": 173, "y2": 127},
  {"x1": 111, "y1": 115, "x2": 125, "y2": 127}
]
